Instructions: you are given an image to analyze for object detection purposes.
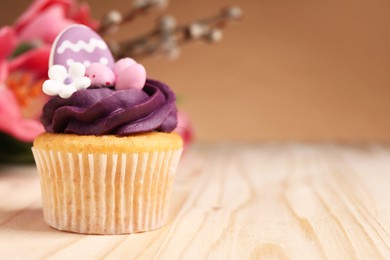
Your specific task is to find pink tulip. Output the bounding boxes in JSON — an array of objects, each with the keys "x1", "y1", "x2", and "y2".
[
  {"x1": 174, "y1": 112, "x2": 194, "y2": 151},
  {"x1": 0, "y1": 27, "x2": 45, "y2": 141},
  {"x1": 0, "y1": 88, "x2": 44, "y2": 142},
  {"x1": 14, "y1": 0, "x2": 98, "y2": 43},
  {"x1": 0, "y1": 0, "x2": 98, "y2": 142}
]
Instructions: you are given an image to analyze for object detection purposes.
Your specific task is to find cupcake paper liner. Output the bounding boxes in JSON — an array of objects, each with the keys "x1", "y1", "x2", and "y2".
[{"x1": 31, "y1": 148, "x2": 182, "y2": 234}]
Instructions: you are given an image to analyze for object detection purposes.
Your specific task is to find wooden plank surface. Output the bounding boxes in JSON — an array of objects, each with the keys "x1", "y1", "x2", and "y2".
[{"x1": 0, "y1": 143, "x2": 390, "y2": 259}]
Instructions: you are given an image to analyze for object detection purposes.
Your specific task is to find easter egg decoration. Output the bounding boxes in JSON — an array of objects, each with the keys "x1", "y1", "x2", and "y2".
[
  {"x1": 50, "y1": 24, "x2": 115, "y2": 70},
  {"x1": 114, "y1": 58, "x2": 147, "y2": 90}
]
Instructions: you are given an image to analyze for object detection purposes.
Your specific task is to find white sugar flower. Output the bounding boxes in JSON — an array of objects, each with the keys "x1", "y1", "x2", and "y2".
[{"x1": 43, "y1": 62, "x2": 91, "y2": 98}]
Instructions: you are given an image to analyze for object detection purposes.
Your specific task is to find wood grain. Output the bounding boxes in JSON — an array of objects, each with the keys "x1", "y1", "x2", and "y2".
[{"x1": 1, "y1": 143, "x2": 390, "y2": 259}]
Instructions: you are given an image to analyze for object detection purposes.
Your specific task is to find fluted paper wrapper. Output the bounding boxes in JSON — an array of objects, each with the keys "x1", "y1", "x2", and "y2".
[{"x1": 31, "y1": 148, "x2": 182, "y2": 234}]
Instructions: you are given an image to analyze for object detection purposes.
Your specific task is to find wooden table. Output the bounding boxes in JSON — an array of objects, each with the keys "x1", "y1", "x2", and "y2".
[{"x1": 1, "y1": 143, "x2": 390, "y2": 259}]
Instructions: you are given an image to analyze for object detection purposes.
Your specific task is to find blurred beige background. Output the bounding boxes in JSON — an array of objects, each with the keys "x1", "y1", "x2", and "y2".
[{"x1": 1, "y1": 0, "x2": 390, "y2": 142}]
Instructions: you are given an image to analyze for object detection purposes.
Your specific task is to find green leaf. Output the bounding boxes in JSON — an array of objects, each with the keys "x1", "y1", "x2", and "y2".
[{"x1": 10, "y1": 42, "x2": 36, "y2": 58}]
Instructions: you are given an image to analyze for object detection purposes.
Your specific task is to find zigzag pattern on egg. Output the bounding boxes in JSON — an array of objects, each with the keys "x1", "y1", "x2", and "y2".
[{"x1": 57, "y1": 39, "x2": 108, "y2": 54}]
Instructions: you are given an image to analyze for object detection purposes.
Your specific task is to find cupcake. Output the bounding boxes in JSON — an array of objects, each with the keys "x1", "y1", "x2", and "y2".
[{"x1": 31, "y1": 25, "x2": 183, "y2": 234}]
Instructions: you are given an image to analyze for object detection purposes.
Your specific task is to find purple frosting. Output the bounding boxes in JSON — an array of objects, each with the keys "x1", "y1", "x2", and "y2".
[{"x1": 41, "y1": 79, "x2": 178, "y2": 135}]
